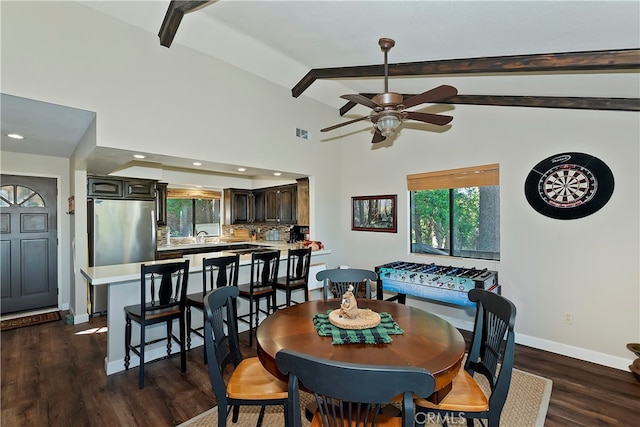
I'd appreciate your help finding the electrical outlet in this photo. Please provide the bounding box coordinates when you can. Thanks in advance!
[563,311,574,324]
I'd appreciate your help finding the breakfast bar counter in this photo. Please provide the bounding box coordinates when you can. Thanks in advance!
[81,246,330,375]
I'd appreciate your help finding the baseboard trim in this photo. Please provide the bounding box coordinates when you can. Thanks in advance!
[436,314,633,372]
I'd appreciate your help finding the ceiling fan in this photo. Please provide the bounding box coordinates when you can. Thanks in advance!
[321,38,458,144]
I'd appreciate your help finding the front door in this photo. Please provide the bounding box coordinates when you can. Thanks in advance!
[0,175,58,314]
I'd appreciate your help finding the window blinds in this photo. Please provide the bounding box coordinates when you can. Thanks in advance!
[166,188,221,199]
[406,163,499,191]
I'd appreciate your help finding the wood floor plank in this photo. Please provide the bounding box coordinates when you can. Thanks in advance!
[1,313,639,426]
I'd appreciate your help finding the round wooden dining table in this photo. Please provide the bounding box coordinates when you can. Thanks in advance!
[256,299,466,402]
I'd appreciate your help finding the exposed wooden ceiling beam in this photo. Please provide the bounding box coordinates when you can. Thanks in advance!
[293,49,640,98]
[339,95,640,115]
[158,0,213,48]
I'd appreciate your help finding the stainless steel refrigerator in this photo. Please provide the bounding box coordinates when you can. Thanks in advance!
[88,198,156,315]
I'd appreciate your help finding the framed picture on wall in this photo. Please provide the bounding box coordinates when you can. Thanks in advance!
[351,194,397,233]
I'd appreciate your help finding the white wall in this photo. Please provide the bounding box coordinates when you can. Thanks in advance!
[0,0,343,310]
[2,1,638,370]
[338,104,640,369]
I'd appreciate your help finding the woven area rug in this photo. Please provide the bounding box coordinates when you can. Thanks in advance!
[179,368,552,427]
[0,311,61,331]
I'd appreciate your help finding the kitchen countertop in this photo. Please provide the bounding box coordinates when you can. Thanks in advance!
[156,239,288,251]
[82,245,331,286]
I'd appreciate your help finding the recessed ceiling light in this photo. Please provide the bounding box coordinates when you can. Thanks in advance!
[193,162,202,166]
[273,172,282,176]
[7,133,24,140]
[237,168,246,172]
[133,154,146,159]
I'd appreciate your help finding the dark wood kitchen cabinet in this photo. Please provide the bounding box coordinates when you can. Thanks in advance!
[267,185,298,224]
[88,176,156,200]
[155,182,168,226]
[87,176,124,198]
[123,179,156,200]
[224,189,254,224]
[253,189,266,222]
[264,188,279,222]
[224,184,297,225]
[278,185,297,223]
[264,185,297,223]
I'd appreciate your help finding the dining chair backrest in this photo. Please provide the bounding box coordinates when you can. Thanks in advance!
[466,288,517,419]
[275,247,313,308]
[316,268,377,299]
[140,260,190,319]
[276,349,435,427]
[248,250,280,292]
[203,285,243,407]
[283,247,312,284]
[202,254,240,294]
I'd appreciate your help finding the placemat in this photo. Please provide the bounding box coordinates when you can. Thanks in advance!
[313,309,404,344]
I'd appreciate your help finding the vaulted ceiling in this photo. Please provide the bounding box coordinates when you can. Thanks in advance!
[94,0,640,111]
[3,1,639,177]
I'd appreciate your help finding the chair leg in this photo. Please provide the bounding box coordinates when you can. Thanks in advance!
[248,298,254,347]
[487,413,500,427]
[179,315,186,373]
[254,299,260,335]
[186,305,192,350]
[286,288,292,307]
[138,325,145,389]
[124,317,131,370]
[166,321,173,357]
[203,310,208,365]
[257,405,267,427]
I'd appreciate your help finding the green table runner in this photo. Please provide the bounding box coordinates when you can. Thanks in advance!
[312,309,404,344]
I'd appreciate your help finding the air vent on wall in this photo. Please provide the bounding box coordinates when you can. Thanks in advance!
[295,127,309,140]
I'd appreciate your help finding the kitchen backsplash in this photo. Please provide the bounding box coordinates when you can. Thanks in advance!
[157,224,295,247]
[222,224,294,241]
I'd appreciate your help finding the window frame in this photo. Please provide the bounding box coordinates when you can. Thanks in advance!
[407,164,500,261]
[166,188,221,238]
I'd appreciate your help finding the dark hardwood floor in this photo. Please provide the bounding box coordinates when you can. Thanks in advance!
[1,312,638,426]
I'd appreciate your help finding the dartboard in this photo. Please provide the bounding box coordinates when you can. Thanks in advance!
[525,152,614,220]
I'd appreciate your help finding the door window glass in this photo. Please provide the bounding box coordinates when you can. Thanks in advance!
[1,185,45,207]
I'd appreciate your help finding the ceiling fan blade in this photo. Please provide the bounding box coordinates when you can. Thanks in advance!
[340,94,381,110]
[405,111,454,126]
[321,115,371,132]
[402,85,458,108]
[371,129,386,144]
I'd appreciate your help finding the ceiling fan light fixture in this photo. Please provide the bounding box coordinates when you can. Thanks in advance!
[376,114,401,137]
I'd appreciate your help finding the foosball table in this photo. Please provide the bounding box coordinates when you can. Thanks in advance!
[375,261,500,306]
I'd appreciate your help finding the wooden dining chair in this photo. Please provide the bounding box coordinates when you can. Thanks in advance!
[274,247,312,308]
[124,259,190,389]
[237,250,280,347]
[316,268,378,300]
[186,254,239,362]
[276,349,436,427]
[414,289,517,427]
[204,285,289,427]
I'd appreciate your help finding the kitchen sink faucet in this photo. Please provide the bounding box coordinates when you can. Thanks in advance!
[196,230,208,243]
